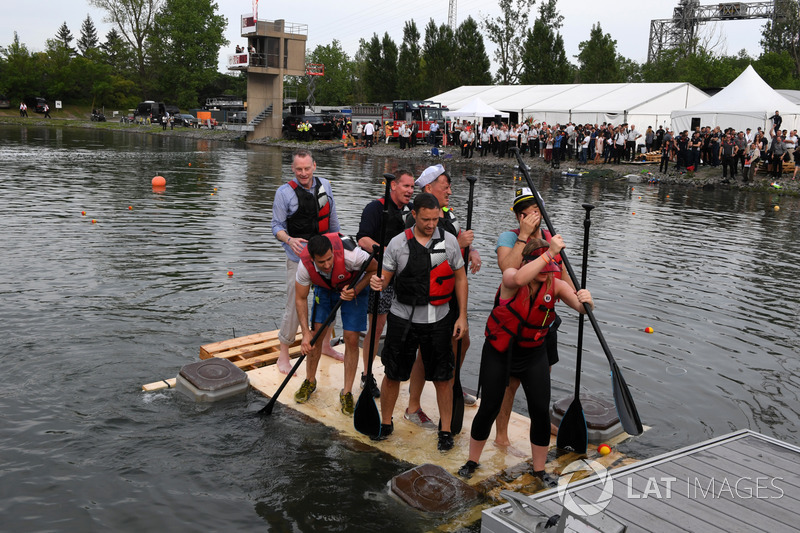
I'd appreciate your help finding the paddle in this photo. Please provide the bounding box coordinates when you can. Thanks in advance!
[509,147,643,436]
[450,175,477,435]
[354,173,395,438]
[557,203,594,453]
[259,245,378,416]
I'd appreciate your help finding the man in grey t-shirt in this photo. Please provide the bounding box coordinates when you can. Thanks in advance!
[368,192,467,451]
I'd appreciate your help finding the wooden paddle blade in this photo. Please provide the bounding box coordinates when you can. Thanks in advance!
[353,388,381,437]
[611,361,643,436]
[556,398,588,454]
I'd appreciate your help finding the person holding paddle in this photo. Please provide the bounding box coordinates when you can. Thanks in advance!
[368,192,468,451]
[457,236,593,483]
[492,188,575,448]
[356,170,416,398]
[404,165,481,430]
[293,233,376,415]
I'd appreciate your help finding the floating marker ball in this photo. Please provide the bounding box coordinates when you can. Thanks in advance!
[81,211,86,216]
[91,219,97,224]
[128,206,133,210]
[598,444,611,456]
[645,327,654,334]
[227,271,234,277]
[188,163,192,166]
[632,212,636,215]
[152,176,166,187]
[774,205,780,211]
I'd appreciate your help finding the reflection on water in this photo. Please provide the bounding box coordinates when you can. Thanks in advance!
[1,125,799,531]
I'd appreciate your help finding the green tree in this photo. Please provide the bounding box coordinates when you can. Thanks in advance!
[520,0,573,84]
[760,0,800,78]
[397,20,423,99]
[44,38,76,99]
[577,23,620,83]
[0,33,39,100]
[361,32,397,102]
[454,16,492,85]
[89,0,164,84]
[421,20,457,96]
[148,0,228,109]
[101,28,135,75]
[481,0,535,84]
[306,40,354,105]
[77,15,100,55]
[55,22,77,57]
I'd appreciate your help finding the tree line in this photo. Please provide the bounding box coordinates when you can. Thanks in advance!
[1,0,798,111]
[290,0,800,106]
[0,0,243,111]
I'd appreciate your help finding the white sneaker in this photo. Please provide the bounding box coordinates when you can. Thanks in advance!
[403,408,437,429]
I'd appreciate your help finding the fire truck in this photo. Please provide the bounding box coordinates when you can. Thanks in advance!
[390,100,450,140]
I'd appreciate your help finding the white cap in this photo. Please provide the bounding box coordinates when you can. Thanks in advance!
[415,164,446,188]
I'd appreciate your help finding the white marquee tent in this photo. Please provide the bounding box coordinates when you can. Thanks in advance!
[430,82,708,128]
[443,97,509,119]
[671,65,800,133]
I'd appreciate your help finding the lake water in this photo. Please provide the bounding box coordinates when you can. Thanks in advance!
[2,125,799,532]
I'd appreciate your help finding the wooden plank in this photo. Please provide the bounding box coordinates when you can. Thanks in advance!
[200,330,283,358]
[227,344,304,370]
[142,377,177,392]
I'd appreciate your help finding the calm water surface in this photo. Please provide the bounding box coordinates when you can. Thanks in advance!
[1,125,799,531]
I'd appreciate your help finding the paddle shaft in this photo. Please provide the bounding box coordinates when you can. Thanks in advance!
[260,245,377,415]
[451,176,477,433]
[574,204,594,393]
[364,174,395,379]
[510,147,642,435]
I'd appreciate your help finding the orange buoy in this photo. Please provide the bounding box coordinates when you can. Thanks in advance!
[91,219,97,224]
[152,176,166,187]
[128,206,133,210]
[81,211,86,216]
[645,327,654,334]
[227,271,234,277]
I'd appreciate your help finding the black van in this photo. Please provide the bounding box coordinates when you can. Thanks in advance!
[135,101,167,123]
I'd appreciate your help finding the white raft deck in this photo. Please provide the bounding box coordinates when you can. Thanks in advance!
[144,329,635,493]
[483,429,800,533]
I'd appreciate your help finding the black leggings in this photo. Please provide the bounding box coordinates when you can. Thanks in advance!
[471,340,551,446]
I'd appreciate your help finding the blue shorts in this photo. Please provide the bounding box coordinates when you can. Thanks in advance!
[311,285,369,332]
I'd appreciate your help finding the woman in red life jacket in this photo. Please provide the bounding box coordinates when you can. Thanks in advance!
[457,235,593,486]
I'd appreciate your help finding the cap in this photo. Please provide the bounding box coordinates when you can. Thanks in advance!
[513,187,543,209]
[523,243,561,273]
[416,164,446,188]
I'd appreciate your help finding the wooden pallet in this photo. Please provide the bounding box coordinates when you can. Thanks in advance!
[199,328,303,370]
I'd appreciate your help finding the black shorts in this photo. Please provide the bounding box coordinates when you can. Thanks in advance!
[367,282,394,315]
[382,312,454,382]
[546,314,562,366]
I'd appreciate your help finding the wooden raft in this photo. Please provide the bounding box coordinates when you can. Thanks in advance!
[143,330,636,493]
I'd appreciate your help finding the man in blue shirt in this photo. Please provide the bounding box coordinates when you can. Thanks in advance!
[271,150,340,374]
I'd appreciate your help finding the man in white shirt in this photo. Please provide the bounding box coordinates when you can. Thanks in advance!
[626,125,642,161]
[364,121,375,147]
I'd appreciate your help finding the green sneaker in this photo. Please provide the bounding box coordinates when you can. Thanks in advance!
[340,390,354,416]
[294,379,316,404]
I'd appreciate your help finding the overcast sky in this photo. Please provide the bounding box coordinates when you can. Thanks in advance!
[4,0,767,75]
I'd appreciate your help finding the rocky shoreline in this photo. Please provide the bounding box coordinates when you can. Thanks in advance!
[3,115,796,194]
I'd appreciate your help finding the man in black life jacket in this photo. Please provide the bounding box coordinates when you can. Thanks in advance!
[356,170,415,398]
[403,164,483,428]
[492,188,576,447]
[293,233,376,415]
[369,192,468,451]
[272,150,340,375]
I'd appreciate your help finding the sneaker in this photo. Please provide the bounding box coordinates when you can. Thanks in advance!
[360,373,380,398]
[294,379,316,404]
[371,421,394,441]
[339,390,354,416]
[437,430,454,452]
[463,392,477,406]
[458,460,479,479]
[404,408,437,429]
[533,470,559,489]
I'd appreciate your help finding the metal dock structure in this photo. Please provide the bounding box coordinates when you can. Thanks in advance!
[482,429,800,532]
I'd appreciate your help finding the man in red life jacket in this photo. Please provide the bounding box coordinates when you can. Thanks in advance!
[272,150,340,375]
[492,187,575,447]
[369,192,468,451]
[403,164,482,429]
[356,170,415,398]
[293,233,376,414]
